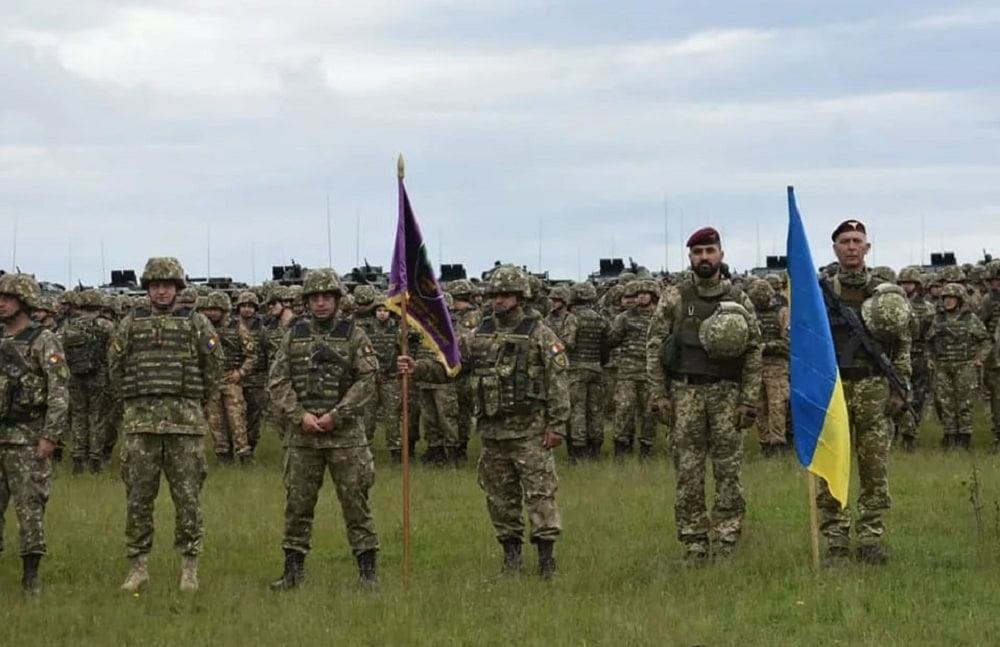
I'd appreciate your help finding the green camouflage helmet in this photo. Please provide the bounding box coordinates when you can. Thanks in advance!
[208,290,232,311]
[526,275,543,301]
[34,295,56,313]
[939,265,965,283]
[617,271,637,284]
[548,286,571,304]
[177,287,198,305]
[236,291,259,307]
[340,293,355,315]
[698,302,751,359]
[372,293,387,308]
[352,284,378,307]
[861,283,910,339]
[0,273,40,310]
[764,273,784,291]
[443,292,454,308]
[79,289,103,309]
[487,265,529,297]
[446,279,474,300]
[622,281,641,298]
[636,279,659,296]
[969,265,986,283]
[745,279,775,309]
[141,256,186,289]
[986,260,1000,280]
[571,281,597,303]
[940,282,966,300]
[872,266,897,284]
[301,268,344,298]
[897,266,922,283]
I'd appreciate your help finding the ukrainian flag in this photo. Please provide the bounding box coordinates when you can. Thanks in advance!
[786,186,851,507]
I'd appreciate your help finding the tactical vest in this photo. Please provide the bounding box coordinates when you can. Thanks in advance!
[262,316,287,362]
[0,324,47,423]
[672,283,743,380]
[826,278,875,371]
[217,318,246,372]
[288,318,355,413]
[358,317,399,374]
[120,308,205,401]
[571,306,605,365]
[243,316,269,374]
[61,316,106,376]
[932,311,977,363]
[907,296,932,351]
[470,316,543,417]
[619,307,653,363]
[757,306,786,358]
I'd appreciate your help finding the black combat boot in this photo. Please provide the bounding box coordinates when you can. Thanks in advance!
[217,453,235,466]
[500,539,523,573]
[356,549,378,591]
[421,446,447,467]
[823,544,851,567]
[72,458,85,475]
[452,443,469,465]
[586,440,603,460]
[389,449,403,465]
[613,438,633,461]
[957,434,972,451]
[856,543,889,565]
[992,434,1000,455]
[902,435,916,452]
[89,458,103,474]
[22,553,41,595]
[536,540,556,579]
[269,549,305,591]
[638,443,653,461]
[53,445,63,463]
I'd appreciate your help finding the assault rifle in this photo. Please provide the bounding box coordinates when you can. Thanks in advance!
[0,339,29,421]
[819,278,918,421]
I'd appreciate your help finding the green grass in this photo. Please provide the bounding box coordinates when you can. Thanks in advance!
[4,411,1000,646]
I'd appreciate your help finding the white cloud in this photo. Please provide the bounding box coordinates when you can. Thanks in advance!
[903,6,1000,30]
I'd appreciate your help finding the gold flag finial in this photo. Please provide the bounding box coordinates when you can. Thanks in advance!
[397,154,405,179]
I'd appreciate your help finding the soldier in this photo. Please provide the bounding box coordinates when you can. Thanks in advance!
[350,284,387,444]
[566,282,608,460]
[545,286,577,349]
[927,283,992,450]
[61,290,115,474]
[816,220,911,565]
[414,326,460,467]
[268,269,380,591]
[398,265,570,578]
[600,283,628,431]
[235,291,269,455]
[0,273,70,594]
[896,266,933,451]
[31,297,60,331]
[367,294,417,464]
[109,257,222,593]
[978,262,1000,452]
[262,286,296,439]
[448,279,482,462]
[608,280,659,459]
[746,280,790,457]
[646,227,762,564]
[202,290,257,465]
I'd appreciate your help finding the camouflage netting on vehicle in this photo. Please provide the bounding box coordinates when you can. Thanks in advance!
[699,302,751,359]
[861,283,911,339]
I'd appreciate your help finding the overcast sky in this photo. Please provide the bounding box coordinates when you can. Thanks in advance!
[3,1,998,286]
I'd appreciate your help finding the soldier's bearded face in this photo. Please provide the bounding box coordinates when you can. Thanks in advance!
[309,293,337,320]
[492,293,518,315]
[0,294,22,322]
[688,245,723,279]
[147,281,177,309]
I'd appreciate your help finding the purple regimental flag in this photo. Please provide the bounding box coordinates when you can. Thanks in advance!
[385,175,462,377]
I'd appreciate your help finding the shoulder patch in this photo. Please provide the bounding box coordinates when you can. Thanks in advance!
[548,342,565,357]
[48,352,65,366]
[362,343,376,356]
[206,335,218,352]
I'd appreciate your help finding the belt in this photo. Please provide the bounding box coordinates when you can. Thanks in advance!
[673,374,726,386]
[838,366,876,381]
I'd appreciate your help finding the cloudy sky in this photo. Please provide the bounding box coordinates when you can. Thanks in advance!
[3,1,998,286]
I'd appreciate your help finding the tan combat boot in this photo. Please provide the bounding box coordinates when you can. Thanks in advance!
[120,555,150,592]
[179,555,199,592]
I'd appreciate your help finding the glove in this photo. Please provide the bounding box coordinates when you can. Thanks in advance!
[652,397,673,425]
[734,404,758,430]
[885,394,906,417]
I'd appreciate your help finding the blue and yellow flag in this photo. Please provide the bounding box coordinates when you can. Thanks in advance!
[786,186,851,507]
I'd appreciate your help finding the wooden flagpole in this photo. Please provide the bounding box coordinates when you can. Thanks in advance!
[397,154,412,588]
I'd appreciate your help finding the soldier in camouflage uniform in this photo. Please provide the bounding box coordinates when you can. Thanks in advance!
[927,283,992,450]
[236,291,269,455]
[414,326,461,467]
[0,273,70,594]
[368,294,417,463]
[601,282,629,430]
[350,285,384,444]
[896,266,933,451]
[202,290,257,465]
[31,297,59,331]
[268,269,380,591]
[447,279,482,462]
[566,282,609,460]
[109,257,222,593]
[399,265,570,578]
[608,280,659,459]
[817,220,911,565]
[61,289,115,474]
[545,286,578,350]
[646,228,761,564]
[262,286,297,439]
[978,262,1000,451]
[746,280,790,457]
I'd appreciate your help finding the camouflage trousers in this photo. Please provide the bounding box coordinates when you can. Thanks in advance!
[376,375,419,450]
[120,434,207,557]
[612,376,656,448]
[758,359,789,447]
[602,367,618,424]
[105,398,122,459]
[672,381,745,549]
[478,435,561,543]
[0,445,52,556]
[282,445,379,556]
[418,384,460,450]
[933,362,978,435]
[242,381,268,450]
[69,375,108,461]
[816,376,891,548]
[984,365,1000,434]
[569,369,603,449]
[206,382,251,457]
[896,354,931,439]
[456,376,475,447]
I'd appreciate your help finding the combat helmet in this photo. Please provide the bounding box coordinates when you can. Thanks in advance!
[571,282,597,304]
[352,284,379,307]
[236,291,259,308]
[745,279,775,310]
[443,292,454,309]
[548,286,571,305]
[339,293,356,315]
[940,283,966,300]
[897,266,922,284]
[699,302,752,359]
[764,273,784,292]
[617,271,637,285]
[861,283,910,339]
[939,265,965,283]
[446,279,474,301]
[487,265,529,297]
[140,257,186,289]
[177,287,198,306]
[526,275,544,301]
[872,266,897,284]
[635,279,660,297]
[207,290,232,312]
[0,273,40,310]
[301,269,344,298]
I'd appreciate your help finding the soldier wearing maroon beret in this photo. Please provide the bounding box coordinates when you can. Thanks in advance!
[645,226,762,565]
[818,218,911,566]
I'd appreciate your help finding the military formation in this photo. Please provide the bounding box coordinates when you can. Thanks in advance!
[4,219,1000,594]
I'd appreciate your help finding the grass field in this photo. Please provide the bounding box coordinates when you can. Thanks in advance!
[4,413,1000,646]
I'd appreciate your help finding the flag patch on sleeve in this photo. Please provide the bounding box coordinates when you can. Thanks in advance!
[548,342,564,357]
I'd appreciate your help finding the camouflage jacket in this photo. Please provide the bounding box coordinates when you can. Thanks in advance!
[545,309,578,352]
[0,322,70,445]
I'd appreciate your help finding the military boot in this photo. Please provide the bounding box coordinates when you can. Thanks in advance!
[89,457,104,474]
[389,449,403,465]
[823,545,851,567]
[992,434,1000,455]
[356,549,378,591]
[613,438,633,461]
[856,543,889,565]
[421,445,447,467]
[586,440,603,460]
[179,555,199,592]
[638,443,653,461]
[21,553,41,595]
[500,539,523,573]
[902,435,916,452]
[536,540,557,579]
[120,554,150,592]
[956,434,972,451]
[452,443,469,466]
[72,458,85,475]
[269,549,305,591]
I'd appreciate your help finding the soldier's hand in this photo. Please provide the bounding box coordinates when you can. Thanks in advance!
[301,413,324,433]
[36,438,56,459]
[652,397,672,425]
[226,369,242,384]
[926,359,935,372]
[317,411,337,432]
[885,394,906,417]
[734,404,757,430]
[396,355,416,374]
[542,430,563,449]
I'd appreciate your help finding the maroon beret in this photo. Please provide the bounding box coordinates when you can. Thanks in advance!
[686,227,721,248]
[831,219,867,241]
